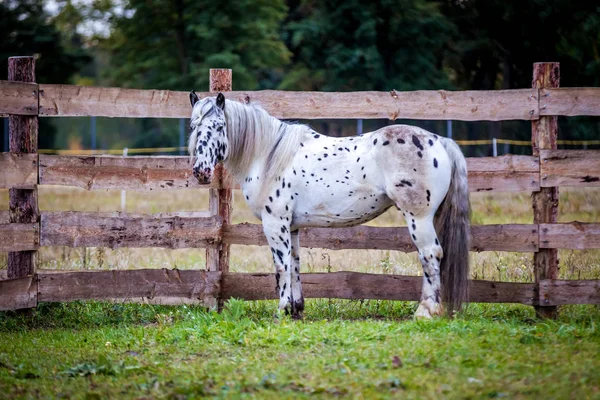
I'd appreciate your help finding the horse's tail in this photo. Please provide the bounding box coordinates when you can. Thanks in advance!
[435,138,471,315]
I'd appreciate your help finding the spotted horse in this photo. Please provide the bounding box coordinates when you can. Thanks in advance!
[188,91,471,319]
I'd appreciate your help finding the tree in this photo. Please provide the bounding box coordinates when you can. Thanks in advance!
[444,0,600,144]
[280,0,456,91]
[101,0,291,91]
[0,0,90,149]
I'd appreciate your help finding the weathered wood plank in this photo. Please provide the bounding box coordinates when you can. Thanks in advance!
[0,276,37,311]
[224,224,538,252]
[540,88,600,117]
[8,57,39,281]
[0,80,38,116]
[39,84,540,121]
[39,84,192,118]
[39,154,218,190]
[0,222,38,251]
[539,279,600,306]
[540,223,600,250]
[38,154,540,193]
[468,171,539,192]
[221,272,536,304]
[0,153,38,189]
[41,212,222,249]
[0,211,9,224]
[532,62,560,319]
[540,150,600,188]
[37,269,221,305]
[467,155,540,192]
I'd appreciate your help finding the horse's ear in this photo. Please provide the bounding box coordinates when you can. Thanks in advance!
[190,90,199,107]
[216,92,225,110]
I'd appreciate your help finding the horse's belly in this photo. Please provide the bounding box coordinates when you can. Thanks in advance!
[291,190,393,228]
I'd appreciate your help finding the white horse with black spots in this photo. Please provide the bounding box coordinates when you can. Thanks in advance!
[189,91,470,319]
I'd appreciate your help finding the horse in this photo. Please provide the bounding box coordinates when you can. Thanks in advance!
[188,91,470,319]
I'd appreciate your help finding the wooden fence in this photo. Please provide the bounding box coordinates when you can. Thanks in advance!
[1,58,600,316]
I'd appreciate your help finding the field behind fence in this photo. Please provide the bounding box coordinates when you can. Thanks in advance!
[1,58,599,317]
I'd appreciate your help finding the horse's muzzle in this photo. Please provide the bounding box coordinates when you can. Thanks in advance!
[193,166,212,184]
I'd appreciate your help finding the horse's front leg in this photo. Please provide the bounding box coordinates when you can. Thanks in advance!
[262,214,293,315]
[290,230,304,319]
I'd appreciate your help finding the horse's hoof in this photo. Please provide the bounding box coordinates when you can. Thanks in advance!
[414,304,432,319]
[414,301,443,319]
[292,311,304,321]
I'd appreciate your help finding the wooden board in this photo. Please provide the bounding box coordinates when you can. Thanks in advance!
[540,223,600,250]
[38,154,539,193]
[0,276,37,311]
[0,80,38,116]
[0,223,38,251]
[540,88,600,117]
[39,154,218,191]
[221,272,536,304]
[467,155,539,192]
[4,270,599,309]
[0,211,9,224]
[540,150,600,187]
[224,223,538,252]
[0,153,38,189]
[39,84,191,118]
[37,269,221,305]
[39,84,540,121]
[539,279,600,306]
[41,212,222,249]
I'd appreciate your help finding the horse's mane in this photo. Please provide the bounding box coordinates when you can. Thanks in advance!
[191,97,306,203]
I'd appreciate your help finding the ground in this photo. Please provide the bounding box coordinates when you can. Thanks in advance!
[1,301,599,399]
[0,187,599,398]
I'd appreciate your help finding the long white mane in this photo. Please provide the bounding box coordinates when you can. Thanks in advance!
[190,97,306,202]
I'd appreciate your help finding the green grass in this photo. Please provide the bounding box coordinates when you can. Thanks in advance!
[1,300,600,399]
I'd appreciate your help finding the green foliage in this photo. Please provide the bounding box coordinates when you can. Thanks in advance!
[281,0,455,91]
[0,0,90,83]
[0,0,91,149]
[101,0,291,90]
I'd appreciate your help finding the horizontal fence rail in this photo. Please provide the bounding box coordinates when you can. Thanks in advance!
[40,212,221,249]
[2,151,597,192]
[36,84,541,120]
[0,80,38,116]
[1,211,599,253]
[2,269,599,311]
[0,80,599,120]
[33,154,539,193]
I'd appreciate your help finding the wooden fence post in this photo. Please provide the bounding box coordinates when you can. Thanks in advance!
[532,62,560,318]
[206,69,233,309]
[8,56,39,280]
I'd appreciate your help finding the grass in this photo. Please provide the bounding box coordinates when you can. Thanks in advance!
[1,300,600,399]
[0,187,599,398]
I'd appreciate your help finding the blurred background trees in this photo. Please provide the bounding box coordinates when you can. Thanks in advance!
[1,0,599,154]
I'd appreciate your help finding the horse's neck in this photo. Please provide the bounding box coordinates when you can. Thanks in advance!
[224,109,280,182]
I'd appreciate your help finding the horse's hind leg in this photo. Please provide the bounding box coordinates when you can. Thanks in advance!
[290,230,304,319]
[404,214,444,318]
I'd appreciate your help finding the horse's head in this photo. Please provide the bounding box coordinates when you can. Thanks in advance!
[188,91,228,184]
